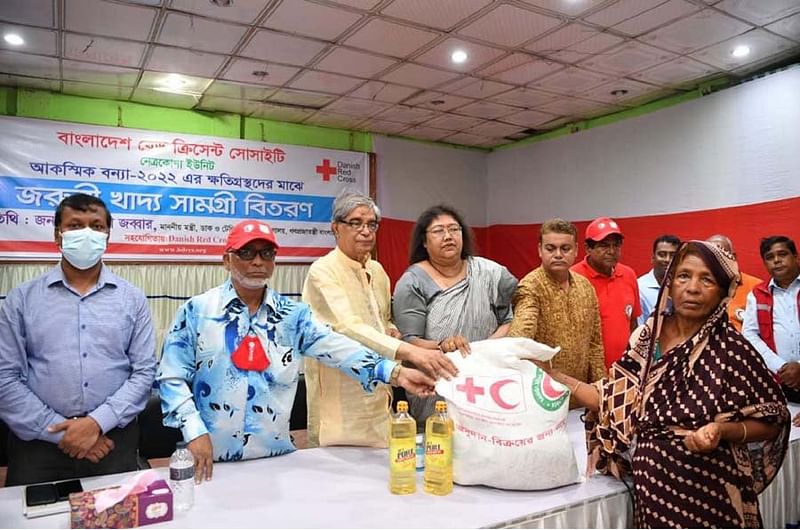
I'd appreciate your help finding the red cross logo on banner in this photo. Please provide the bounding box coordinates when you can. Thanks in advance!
[316,159,337,182]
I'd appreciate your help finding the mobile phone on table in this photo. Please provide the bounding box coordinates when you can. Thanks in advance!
[55,479,83,501]
[24,483,58,507]
[23,478,84,518]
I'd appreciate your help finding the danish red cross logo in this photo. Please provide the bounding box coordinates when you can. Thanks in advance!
[316,159,337,182]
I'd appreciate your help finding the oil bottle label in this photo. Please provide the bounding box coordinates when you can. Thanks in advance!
[389,439,416,473]
[425,435,451,469]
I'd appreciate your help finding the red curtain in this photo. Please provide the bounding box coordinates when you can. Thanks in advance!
[377,196,800,286]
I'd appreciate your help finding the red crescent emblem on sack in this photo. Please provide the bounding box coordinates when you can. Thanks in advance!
[541,374,567,400]
[489,379,518,410]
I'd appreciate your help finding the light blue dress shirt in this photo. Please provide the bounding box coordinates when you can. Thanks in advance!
[742,274,800,373]
[637,269,661,326]
[157,280,397,462]
[0,265,157,443]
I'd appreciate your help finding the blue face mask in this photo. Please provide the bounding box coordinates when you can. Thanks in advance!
[60,227,108,270]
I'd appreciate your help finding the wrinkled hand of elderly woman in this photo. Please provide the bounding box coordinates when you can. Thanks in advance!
[438,335,471,357]
[778,362,800,389]
[683,422,722,453]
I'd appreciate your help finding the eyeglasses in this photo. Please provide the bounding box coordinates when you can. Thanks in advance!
[338,219,379,233]
[230,247,277,261]
[427,225,462,238]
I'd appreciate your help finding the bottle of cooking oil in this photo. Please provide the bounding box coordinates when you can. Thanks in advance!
[389,400,417,494]
[424,400,453,495]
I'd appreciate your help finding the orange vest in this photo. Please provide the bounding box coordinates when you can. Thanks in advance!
[728,272,761,332]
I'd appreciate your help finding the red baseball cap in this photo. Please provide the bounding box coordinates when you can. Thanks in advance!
[225,220,280,251]
[585,217,623,242]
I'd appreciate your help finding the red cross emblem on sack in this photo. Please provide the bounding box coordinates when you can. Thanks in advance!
[454,376,523,411]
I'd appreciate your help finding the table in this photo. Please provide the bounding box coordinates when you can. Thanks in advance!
[2,406,797,528]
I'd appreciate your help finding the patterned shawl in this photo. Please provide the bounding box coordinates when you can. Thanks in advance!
[585,241,790,524]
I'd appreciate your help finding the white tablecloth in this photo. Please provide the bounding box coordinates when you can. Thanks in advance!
[1,406,797,529]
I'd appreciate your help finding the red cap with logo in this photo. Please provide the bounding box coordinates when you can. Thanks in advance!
[585,217,623,242]
[225,220,280,251]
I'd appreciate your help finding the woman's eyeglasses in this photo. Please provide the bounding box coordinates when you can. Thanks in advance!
[231,247,277,261]
[427,225,462,238]
[339,219,380,233]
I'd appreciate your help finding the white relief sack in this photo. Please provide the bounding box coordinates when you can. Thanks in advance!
[434,337,580,490]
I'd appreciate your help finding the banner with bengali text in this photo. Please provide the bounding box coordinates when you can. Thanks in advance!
[0,116,368,262]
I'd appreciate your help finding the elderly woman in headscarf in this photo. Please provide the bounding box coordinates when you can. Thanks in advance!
[541,240,789,528]
[392,204,517,425]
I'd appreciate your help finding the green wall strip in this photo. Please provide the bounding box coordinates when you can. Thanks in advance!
[0,89,372,151]
[0,86,14,116]
[16,89,121,126]
[12,89,239,138]
[244,117,372,152]
[119,106,241,139]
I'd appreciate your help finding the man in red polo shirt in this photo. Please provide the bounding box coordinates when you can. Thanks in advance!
[572,217,641,368]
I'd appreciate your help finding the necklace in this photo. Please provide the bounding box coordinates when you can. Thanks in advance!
[429,259,465,279]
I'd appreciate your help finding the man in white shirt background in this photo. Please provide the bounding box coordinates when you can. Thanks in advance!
[637,235,680,326]
[742,236,800,422]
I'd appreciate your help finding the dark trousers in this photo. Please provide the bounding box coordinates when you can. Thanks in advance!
[783,385,800,404]
[5,421,139,487]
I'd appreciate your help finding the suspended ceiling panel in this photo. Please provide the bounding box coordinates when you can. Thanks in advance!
[0,0,797,148]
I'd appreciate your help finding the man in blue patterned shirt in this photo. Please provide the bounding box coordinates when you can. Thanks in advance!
[157,220,436,483]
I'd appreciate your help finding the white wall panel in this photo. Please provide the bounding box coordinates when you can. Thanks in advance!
[487,66,800,224]
[373,136,488,226]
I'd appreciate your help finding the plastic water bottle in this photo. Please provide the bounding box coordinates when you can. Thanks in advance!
[389,400,417,494]
[424,401,453,495]
[169,441,195,512]
[415,433,425,472]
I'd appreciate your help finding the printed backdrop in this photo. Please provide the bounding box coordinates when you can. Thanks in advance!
[0,116,368,262]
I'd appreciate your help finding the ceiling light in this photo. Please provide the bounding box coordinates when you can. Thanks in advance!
[731,45,750,58]
[451,50,468,64]
[152,74,203,96]
[251,70,269,78]
[161,74,188,90]
[152,87,203,97]
[4,33,24,46]
[610,89,629,97]
[210,0,233,6]
[430,99,446,106]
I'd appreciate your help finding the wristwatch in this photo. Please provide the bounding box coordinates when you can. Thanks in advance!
[389,364,402,386]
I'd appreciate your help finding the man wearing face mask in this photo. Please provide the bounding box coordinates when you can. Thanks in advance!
[0,193,156,486]
[157,220,437,483]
